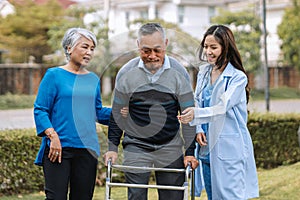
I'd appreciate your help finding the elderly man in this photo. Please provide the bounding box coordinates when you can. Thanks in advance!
[104,22,198,200]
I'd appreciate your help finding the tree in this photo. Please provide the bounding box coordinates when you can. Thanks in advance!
[211,9,262,73]
[277,0,300,71]
[0,0,65,63]
[46,6,110,72]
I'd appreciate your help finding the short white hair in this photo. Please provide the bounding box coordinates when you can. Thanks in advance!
[61,27,97,61]
[137,23,166,42]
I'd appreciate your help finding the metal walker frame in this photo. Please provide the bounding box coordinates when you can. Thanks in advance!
[105,160,195,200]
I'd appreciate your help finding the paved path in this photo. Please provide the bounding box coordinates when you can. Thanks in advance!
[248,99,300,114]
[0,108,34,130]
[0,100,299,130]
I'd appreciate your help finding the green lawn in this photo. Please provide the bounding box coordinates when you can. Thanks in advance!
[250,87,300,100]
[2,162,300,200]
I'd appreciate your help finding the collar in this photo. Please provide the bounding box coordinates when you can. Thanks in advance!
[222,62,235,78]
[138,55,171,73]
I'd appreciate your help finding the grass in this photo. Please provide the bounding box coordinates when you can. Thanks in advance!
[1,162,299,200]
[0,93,35,110]
[0,93,111,110]
[250,87,300,100]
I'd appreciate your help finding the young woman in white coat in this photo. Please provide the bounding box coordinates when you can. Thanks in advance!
[179,25,259,200]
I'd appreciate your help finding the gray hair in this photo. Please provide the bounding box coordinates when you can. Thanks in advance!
[61,27,97,61]
[137,23,166,41]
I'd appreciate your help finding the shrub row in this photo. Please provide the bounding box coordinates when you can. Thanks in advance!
[0,113,300,196]
[248,112,300,168]
[0,129,44,196]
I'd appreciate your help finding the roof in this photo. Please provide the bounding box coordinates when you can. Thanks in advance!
[34,0,77,8]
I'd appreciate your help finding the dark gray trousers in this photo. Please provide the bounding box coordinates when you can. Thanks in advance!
[123,142,185,200]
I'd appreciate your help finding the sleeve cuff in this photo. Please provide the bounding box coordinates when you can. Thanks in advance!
[108,141,119,152]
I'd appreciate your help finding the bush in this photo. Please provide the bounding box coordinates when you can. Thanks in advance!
[0,129,44,196]
[0,93,35,110]
[248,112,300,168]
[0,93,111,110]
[0,125,117,197]
[1,114,300,196]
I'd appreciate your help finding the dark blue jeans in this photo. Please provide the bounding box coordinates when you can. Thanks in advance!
[43,147,98,200]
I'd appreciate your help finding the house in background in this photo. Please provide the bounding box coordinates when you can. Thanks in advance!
[75,0,297,92]
[1,0,294,69]
[35,0,76,8]
[0,0,297,95]
[76,0,292,67]
[0,0,14,17]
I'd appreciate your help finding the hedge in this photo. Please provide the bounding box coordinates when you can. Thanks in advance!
[248,112,300,168]
[0,113,300,196]
[0,129,44,196]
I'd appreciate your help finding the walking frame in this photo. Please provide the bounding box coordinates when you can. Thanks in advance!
[105,159,195,200]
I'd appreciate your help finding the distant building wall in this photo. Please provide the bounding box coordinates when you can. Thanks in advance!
[0,64,49,95]
[268,66,300,89]
[0,64,299,95]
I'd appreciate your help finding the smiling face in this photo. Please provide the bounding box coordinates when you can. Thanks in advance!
[137,31,168,74]
[203,35,222,65]
[68,36,95,67]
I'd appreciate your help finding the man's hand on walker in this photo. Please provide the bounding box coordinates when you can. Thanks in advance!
[103,151,118,166]
[184,156,199,170]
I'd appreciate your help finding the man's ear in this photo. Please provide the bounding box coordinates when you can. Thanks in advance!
[165,38,169,46]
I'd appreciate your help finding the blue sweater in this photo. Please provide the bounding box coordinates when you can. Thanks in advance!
[34,67,111,166]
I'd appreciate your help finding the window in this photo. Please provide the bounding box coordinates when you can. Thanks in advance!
[178,5,184,23]
[140,10,148,19]
[125,11,130,24]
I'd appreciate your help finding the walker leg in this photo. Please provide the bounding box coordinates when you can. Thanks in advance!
[191,169,195,200]
[105,160,112,200]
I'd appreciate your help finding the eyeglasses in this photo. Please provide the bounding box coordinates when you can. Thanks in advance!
[139,47,165,54]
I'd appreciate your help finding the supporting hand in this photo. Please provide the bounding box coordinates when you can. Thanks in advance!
[103,151,118,166]
[184,156,199,170]
[177,107,195,124]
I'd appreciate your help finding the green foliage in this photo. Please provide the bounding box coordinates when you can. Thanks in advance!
[0,0,108,65]
[2,162,300,199]
[0,0,65,63]
[254,162,300,200]
[0,93,35,110]
[277,0,300,71]
[248,112,300,168]
[0,129,44,196]
[46,6,110,74]
[0,125,112,197]
[47,6,91,52]
[250,87,300,100]
[0,93,111,111]
[1,114,300,196]
[211,9,262,73]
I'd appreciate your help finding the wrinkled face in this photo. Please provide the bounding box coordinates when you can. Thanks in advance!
[203,35,222,65]
[137,31,168,73]
[68,37,95,67]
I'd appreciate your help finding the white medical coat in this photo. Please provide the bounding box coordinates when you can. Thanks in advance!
[190,63,259,200]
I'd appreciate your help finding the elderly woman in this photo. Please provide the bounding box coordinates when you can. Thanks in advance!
[34,27,111,200]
